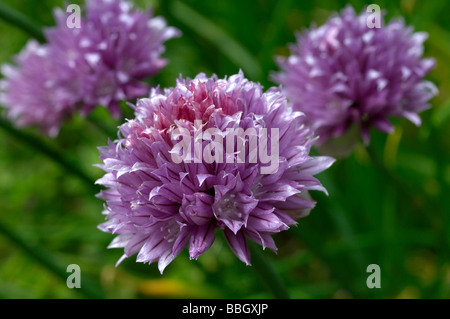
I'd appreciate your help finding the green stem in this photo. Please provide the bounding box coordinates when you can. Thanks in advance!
[0,2,45,42]
[0,117,99,193]
[0,219,105,299]
[249,243,290,299]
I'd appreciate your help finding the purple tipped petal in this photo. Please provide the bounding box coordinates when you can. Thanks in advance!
[189,223,215,259]
[172,224,191,256]
[299,157,336,176]
[124,232,148,258]
[224,229,251,265]
[158,251,176,274]
[245,230,278,252]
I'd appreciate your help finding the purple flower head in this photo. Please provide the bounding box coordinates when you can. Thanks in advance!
[273,6,438,145]
[1,0,180,137]
[96,71,334,273]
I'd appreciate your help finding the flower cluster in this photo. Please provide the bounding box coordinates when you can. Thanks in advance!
[273,6,437,145]
[1,0,179,137]
[96,71,334,272]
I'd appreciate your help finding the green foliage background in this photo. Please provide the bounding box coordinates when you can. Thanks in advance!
[0,0,449,299]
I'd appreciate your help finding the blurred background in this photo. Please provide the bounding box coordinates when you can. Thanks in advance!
[0,0,449,299]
